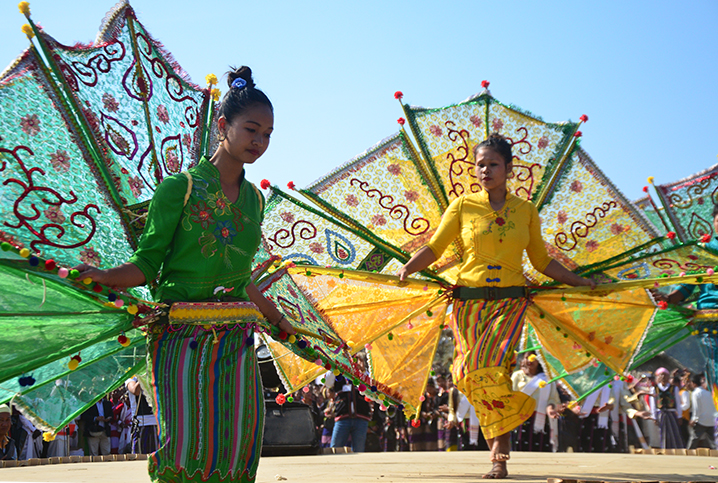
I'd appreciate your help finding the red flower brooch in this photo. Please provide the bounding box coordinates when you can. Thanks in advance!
[495,217,505,226]
[701,233,712,243]
[666,231,676,240]
[574,131,582,138]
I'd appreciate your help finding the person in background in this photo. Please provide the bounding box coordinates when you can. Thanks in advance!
[408,379,440,451]
[0,405,17,460]
[679,371,693,447]
[651,367,686,449]
[510,352,560,452]
[125,377,158,455]
[327,354,372,452]
[81,396,113,456]
[320,386,336,449]
[688,373,716,449]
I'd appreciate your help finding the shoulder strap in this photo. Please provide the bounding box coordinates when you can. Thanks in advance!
[181,171,193,207]
[250,182,264,212]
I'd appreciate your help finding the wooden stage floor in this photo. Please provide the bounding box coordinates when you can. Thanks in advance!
[1,451,717,482]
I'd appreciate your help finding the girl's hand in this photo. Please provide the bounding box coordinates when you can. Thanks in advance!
[277,316,296,335]
[73,263,110,285]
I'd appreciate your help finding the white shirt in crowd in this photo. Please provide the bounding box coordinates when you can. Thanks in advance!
[691,386,717,427]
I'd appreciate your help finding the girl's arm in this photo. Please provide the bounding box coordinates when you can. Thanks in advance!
[398,246,437,281]
[541,260,596,289]
[246,282,296,335]
[74,262,146,288]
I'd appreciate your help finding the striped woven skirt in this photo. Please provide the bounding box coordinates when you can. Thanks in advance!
[146,322,264,483]
[450,297,535,440]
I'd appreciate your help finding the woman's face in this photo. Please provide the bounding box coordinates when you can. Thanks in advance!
[219,104,274,165]
[521,356,539,376]
[474,147,512,192]
[656,372,669,385]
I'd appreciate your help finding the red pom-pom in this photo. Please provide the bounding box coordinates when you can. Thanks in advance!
[275,393,286,405]
[411,419,421,428]
[397,117,405,126]
[626,375,634,383]
[117,335,128,345]
[701,233,712,243]
[642,186,649,193]
[72,355,82,363]
[394,91,403,100]
[324,362,332,370]
[573,131,582,138]
[364,396,373,402]
[44,259,56,271]
[260,179,271,190]
[580,114,589,123]
[287,181,296,190]
[666,231,676,240]
[278,330,288,340]
[92,283,103,293]
[657,300,668,310]
[481,80,490,88]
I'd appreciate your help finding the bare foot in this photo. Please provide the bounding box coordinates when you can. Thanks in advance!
[482,461,508,479]
[490,433,511,462]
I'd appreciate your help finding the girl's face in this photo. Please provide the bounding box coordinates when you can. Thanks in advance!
[219,104,274,165]
[474,147,512,192]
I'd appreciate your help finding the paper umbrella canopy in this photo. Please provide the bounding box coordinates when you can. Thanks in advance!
[1,2,713,433]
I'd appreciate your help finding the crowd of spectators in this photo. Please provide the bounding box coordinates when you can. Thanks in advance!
[2,360,716,461]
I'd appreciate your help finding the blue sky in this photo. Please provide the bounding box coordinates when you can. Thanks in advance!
[2,0,717,201]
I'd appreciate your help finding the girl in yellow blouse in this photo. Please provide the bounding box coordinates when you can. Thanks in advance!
[398,133,594,479]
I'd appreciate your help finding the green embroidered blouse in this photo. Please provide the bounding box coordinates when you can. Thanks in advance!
[129,157,264,302]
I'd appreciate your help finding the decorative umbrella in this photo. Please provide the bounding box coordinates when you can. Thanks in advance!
[257,83,712,416]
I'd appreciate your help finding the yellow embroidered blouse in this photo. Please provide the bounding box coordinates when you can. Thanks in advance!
[426,190,552,287]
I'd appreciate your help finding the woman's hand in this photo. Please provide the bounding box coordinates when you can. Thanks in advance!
[546,405,559,419]
[277,315,297,335]
[73,263,111,285]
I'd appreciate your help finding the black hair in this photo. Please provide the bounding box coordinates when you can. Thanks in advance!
[473,132,513,165]
[218,66,273,125]
[712,204,718,220]
[692,373,705,386]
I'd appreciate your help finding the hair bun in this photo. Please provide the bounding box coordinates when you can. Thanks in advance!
[227,65,255,89]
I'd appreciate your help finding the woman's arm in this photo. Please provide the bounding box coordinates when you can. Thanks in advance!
[74,262,146,288]
[541,260,595,289]
[398,246,438,281]
[246,282,296,335]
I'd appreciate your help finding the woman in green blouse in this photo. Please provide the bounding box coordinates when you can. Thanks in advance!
[77,66,294,483]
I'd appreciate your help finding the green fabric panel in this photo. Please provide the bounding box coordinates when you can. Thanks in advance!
[13,354,146,432]
[0,262,133,382]
[0,329,145,405]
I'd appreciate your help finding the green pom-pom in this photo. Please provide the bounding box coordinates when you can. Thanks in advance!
[563,333,569,338]
[586,352,591,357]
[660,273,668,278]
[561,296,566,301]
[439,323,445,329]
[539,313,545,319]
[287,396,294,403]
[387,333,394,341]
[430,370,435,376]
[321,377,326,384]
[0,242,10,251]
[338,272,344,278]
[555,326,561,331]
[69,269,80,279]
[305,270,312,276]
[426,310,433,317]
[604,370,609,376]
[696,276,704,283]
[608,384,613,389]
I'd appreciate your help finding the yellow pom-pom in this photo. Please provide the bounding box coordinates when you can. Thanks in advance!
[538,380,547,388]
[82,277,92,285]
[567,400,577,409]
[18,2,30,16]
[127,304,138,315]
[205,73,218,86]
[68,358,79,371]
[42,431,55,442]
[288,335,296,344]
[332,369,341,376]
[21,23,34,38]
[528,354,537,362]
[211,88,221,101]
[19,248,30,258]
[647,176,655,185]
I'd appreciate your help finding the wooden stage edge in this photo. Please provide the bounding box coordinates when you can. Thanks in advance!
[1,451,717,483]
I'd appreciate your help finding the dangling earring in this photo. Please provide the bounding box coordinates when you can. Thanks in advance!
[218,131,226,142]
